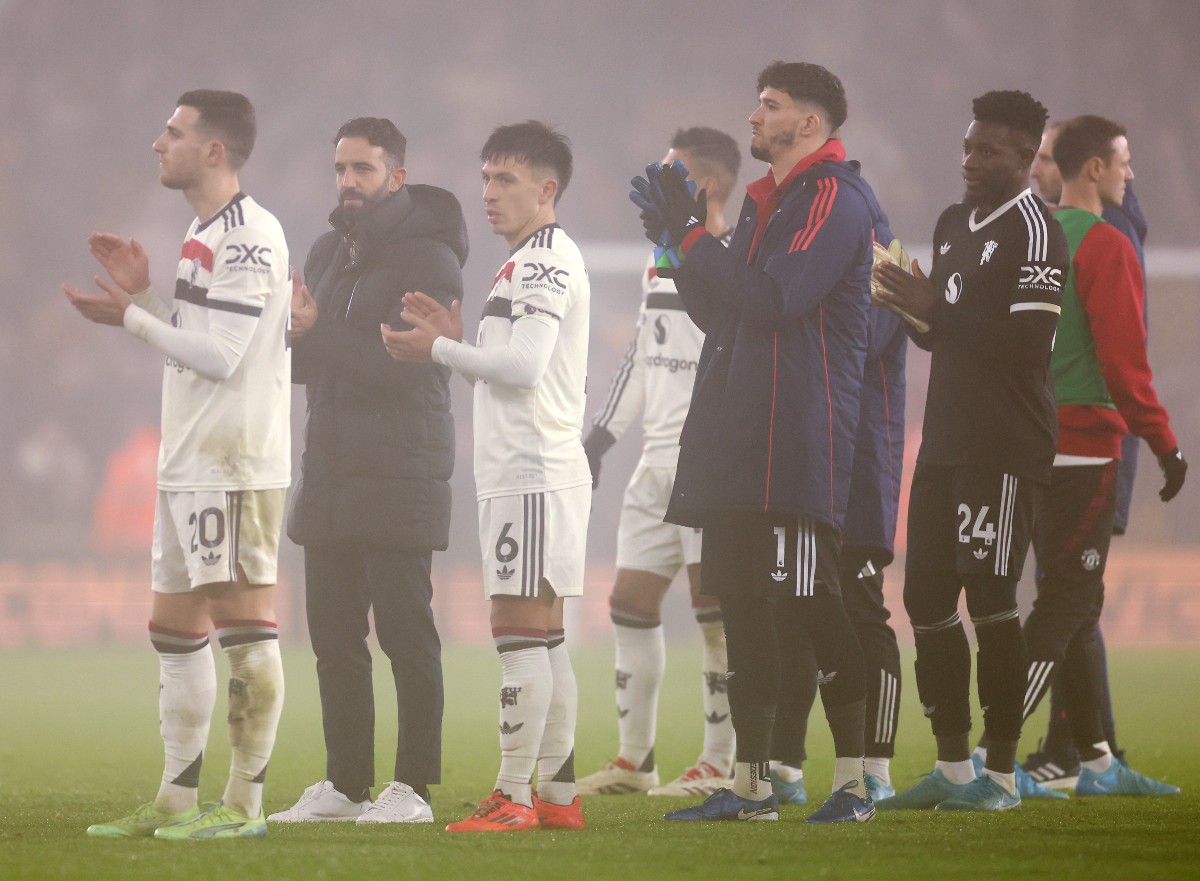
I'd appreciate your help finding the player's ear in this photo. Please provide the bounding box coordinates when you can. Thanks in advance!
[206,138,226,168]
[540,176,559,205]
[389,165,408,193]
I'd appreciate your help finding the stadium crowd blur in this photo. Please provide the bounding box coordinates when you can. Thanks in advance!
[2,1,1197,591]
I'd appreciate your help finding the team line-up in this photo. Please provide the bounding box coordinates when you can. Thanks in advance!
[64,58,1187,838]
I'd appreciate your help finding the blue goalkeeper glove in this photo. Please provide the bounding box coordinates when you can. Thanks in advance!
[630,169,668,246]
[647,161,706,249]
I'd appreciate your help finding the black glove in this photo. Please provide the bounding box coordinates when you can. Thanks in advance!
[1158,448,1187,501]
[582,426,617,490]
[647,162,707,248]
[630,171,667,245]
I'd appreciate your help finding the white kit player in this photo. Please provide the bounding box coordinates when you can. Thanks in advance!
[577,127,741,798]
[382,121,590,832]
[66,90,290,841]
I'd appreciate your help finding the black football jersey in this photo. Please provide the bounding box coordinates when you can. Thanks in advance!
[918,188,1069,483]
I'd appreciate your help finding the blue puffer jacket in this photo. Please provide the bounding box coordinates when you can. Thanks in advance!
[666,142,885,531]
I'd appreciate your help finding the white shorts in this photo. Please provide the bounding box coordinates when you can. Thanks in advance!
[616,462,702,579]
[151,488,285,593]
[478,485,590,598]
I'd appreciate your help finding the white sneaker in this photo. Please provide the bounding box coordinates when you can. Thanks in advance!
[356,782,433,824]
[576,758,659,795]
[649,761,733,797]
[267,780,370,822]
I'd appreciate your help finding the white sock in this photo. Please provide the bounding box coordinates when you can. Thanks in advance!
[611,611,664,772]
[1081,742,1114,773]
[494,642,552,808]
[936,759,977,786]
[769,761,803,783]
[537,634,578,805]
[695,607,734,771]
[864,757,891,787]
[153,640,216,814]
[218,627,284,818]
[983,767,1017,795]
[732,761,772,801]
[833,756,868,799]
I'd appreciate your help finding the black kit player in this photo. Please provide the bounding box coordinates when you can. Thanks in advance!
[872,90,1069,812]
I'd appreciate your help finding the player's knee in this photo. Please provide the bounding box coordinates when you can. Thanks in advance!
[903,578,959,629]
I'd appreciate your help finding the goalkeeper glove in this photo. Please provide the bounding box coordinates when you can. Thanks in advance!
[630,170,667,246]
[647,161,707,249]
[1158,448,1187,501]
[870,238,929,333]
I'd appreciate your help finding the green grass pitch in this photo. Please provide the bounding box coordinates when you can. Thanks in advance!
[2,644,1198,880]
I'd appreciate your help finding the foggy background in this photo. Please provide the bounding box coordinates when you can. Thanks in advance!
[2,0,1198,645]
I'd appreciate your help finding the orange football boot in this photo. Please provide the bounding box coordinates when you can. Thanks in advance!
[533,795,586,830]
[445,791,540,832]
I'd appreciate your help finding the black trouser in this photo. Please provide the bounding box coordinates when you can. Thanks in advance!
[904,464,1036,753]
[1019,462,1118,751]
[304,544,443,795]
[772,546,902,765]
[703,516,866,763]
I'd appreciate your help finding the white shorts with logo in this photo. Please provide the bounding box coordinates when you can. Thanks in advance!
[151,488,285,593]
[616,462,702,579]
[478,485,590,598]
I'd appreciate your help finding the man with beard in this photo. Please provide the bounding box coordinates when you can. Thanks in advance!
[873,90,1068,812]
[631,61,885,825]
[270,117,467,825]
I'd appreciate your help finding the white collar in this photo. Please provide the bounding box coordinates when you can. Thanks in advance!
[969,187,1032,232]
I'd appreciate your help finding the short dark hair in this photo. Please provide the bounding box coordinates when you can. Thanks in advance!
[481,120,573,202]
[756,61,847,130]
[670,127,741,204]
[971,90,1049,149]
[1052,115,1127,180]
[334,117,407,170]
[177,90,256,170]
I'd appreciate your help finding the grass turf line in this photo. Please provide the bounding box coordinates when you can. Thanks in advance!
[1,645,1197,881]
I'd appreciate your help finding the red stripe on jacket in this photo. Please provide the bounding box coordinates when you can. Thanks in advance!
[819,304,835,522]
[792,178,839,253]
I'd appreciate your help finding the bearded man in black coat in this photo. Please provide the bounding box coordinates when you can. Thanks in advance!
[272,117,468,825]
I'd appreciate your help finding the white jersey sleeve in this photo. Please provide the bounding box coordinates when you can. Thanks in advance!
[431,316,557,389]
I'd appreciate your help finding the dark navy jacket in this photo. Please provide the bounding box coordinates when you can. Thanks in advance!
[845,280,907,563]
[1105,185,1148,534]
[665,142,881,531]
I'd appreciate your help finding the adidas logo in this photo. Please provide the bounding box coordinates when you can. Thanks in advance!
[499,721,525,735]
[770,569,788,582]
[973,548,988,560]
[922,703,936,717]
[497,565,515,581]
[617,708,629,718]
[201,550,223,566]
[939,242,951,255]
[706,711,729,724]
[816,670,838,686]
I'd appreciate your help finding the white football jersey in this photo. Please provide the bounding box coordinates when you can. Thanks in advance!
[473,224,591,499]
[157,193,291,491]
[591,234,729,467]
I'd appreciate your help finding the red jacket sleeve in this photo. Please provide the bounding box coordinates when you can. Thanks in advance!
[1074,224,1176,455]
